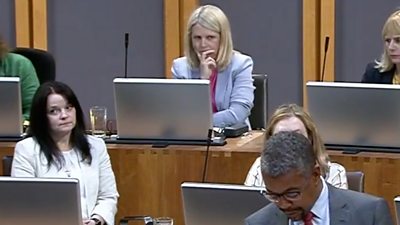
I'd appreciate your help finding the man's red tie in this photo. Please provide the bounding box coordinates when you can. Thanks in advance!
[303,212,313,225]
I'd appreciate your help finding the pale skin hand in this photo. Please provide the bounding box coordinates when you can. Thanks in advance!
[197,49,217,79]
[83,219,96,225]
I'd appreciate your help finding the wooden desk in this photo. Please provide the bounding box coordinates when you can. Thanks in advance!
[1,135,400,224]
[0,132,264,225]
[329,150,400,219]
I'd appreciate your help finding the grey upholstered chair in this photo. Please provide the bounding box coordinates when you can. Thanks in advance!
[2,155,13,176]
[13,48,56,84]
[249,74,268,130]
[346,171,365,192]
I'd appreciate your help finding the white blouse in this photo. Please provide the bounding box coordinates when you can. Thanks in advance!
[12,136,119,225]
[63,150,89,219]
[244,157,348,189]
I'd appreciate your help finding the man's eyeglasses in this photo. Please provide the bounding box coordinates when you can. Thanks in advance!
[262,189,302,203]
[261,179,309,203]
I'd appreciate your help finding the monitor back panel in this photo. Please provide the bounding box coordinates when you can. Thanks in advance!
[0,77,23,137]
[394,197,400,225]
[114,78,212,141]
[307,82,400,149]
[181,182,269,225]
[0,177,82,225]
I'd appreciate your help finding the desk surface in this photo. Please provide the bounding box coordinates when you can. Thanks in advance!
[1,133,400,224]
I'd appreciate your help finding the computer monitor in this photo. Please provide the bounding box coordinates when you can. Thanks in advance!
[113,78,214,145]
[394,196,400,225]
[181,182,269,225]
[307,81,400,151]
[0,177,82,225]
[0,77,23,139]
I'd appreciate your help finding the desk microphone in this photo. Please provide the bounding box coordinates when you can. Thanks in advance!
[201,129,213,182]
[124,33,129,78]
[320,36,330,82]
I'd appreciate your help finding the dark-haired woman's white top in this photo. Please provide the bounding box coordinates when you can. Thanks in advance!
[11,135,119,225]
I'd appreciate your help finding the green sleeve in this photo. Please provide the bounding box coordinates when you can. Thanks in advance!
[1,53,40,121]
[19,57,40,120]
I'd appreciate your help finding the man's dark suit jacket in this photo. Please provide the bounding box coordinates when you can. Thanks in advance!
[361,62,395,84]
[245,184,394,225]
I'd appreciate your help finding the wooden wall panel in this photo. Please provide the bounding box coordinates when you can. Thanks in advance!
[2,137,400,223]
[31,0,47,50]
[303,0,335,108]
[15,0,47,49]
[320,0,335,82]
[302,0,320,108]
[15,0,31,47]
[164,0,181,78]
[164,0,198,78]
[179,0,198,54]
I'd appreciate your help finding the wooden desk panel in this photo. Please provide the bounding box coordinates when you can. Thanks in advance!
[2,136,400,224]
[329,150,400,218]
[108,132,263,225]
[0,132,263,225]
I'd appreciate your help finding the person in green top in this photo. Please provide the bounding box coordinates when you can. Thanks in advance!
[0,36,39,121]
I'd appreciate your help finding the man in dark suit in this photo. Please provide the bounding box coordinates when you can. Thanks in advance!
[245,131,393,225]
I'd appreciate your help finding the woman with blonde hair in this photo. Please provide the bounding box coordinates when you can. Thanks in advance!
[171,5,254,128]
[244,104,348,189]
[362,9,400,83]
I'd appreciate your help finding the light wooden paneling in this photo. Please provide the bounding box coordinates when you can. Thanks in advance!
[31,0,47,50]
[15,0,31,47]
[164,0,181,78]
[163,0,198,78]
[302,0,320,108]
[0,132,264,225]
[320,0,335,82]
[2,136,400,223]
[179,0,198,54]
[330,151,400,221]
[15,0,47,49]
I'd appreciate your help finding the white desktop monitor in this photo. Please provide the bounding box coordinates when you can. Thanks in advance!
[113,78,213,142]
[307,81,400,151]
[394,196,400,225]
[0,77,23,138]
[181,182,269,225]
[0,177,82,225]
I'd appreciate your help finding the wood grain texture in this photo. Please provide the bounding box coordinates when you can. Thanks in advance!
[302,0,320,108]
[2,134,399,224]
[31,0,47,50]
[320,0,335,82]
[163,0,181,78]
[15,0,31,47]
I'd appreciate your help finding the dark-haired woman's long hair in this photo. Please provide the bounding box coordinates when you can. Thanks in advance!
[28,81,92,169]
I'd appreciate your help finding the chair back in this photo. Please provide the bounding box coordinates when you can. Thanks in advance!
[346,171,365,192]
[13,48,56,84]
[249,74,268,130]
[2,155,13,176]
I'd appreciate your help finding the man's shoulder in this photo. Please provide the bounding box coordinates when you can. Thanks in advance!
[245,204,283,225]
[329,185,386,207]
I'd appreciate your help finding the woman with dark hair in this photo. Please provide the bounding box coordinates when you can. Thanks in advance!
[11,81,118,225]
[0,35,39,121]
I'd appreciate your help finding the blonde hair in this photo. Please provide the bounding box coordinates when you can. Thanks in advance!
[265,104,330,176]
[184,5,233,70]
[376,10,400,72]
